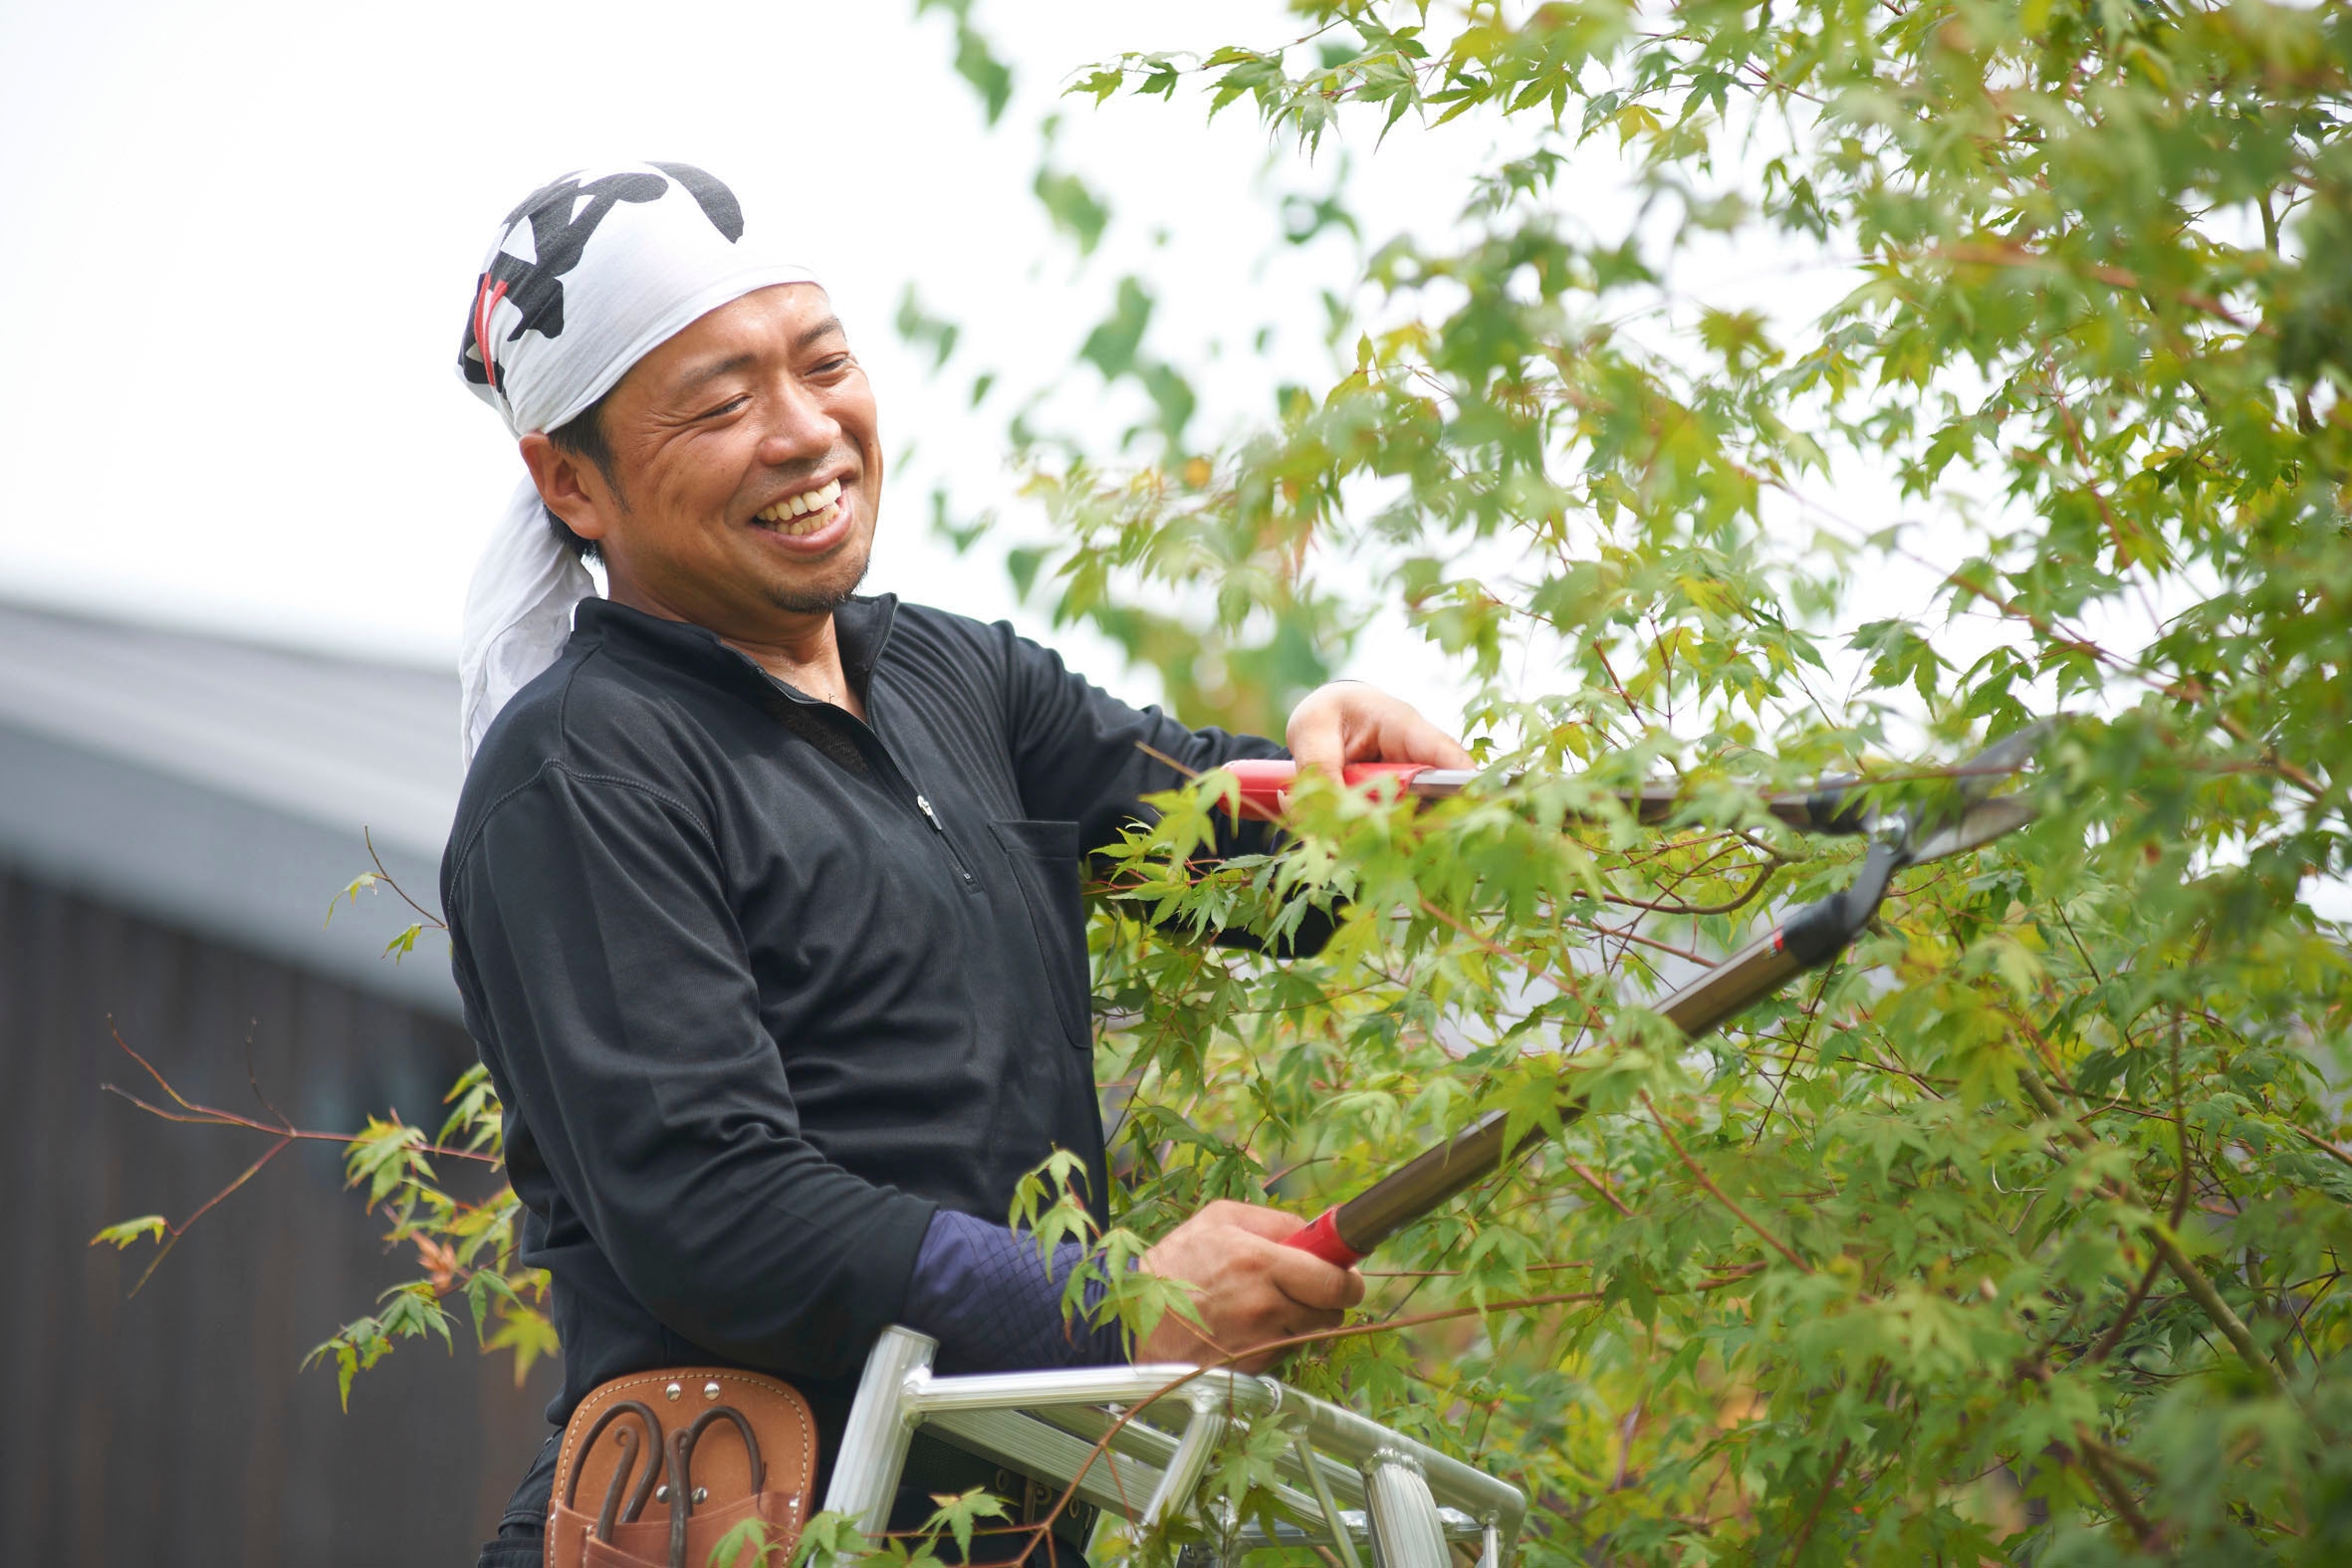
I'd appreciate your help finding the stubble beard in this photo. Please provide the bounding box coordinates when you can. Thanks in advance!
[762,538,872,615]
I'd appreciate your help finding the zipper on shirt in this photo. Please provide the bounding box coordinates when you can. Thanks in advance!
[859,725,977,893]
[915,794,981,889]
[753,664,979,893]
[903,786,977,890]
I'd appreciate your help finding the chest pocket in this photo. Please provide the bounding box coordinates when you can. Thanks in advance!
[988,818,1091,1051]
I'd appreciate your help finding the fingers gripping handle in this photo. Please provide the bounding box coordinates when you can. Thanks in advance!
[1225,760,1432,821]
[1284,1206,1368,1267]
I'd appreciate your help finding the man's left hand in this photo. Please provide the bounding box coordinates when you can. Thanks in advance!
[1285,682,1473,776]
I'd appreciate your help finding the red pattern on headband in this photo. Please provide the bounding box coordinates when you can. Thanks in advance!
[471,276,511,392]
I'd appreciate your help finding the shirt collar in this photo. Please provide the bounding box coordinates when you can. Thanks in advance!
[572,594,901,705]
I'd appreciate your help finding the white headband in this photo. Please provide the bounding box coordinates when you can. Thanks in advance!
[454,162,819,765]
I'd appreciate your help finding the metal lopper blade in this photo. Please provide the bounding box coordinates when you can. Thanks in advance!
[1902,792,2040,865]
[1894,718,2055,867]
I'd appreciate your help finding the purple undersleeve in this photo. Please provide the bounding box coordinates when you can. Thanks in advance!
[899,1209,1130,1374]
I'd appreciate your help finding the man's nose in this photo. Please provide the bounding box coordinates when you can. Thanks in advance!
[753,375,840,466]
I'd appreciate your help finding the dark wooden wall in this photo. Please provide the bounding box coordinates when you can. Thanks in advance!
[0,864,557,1567]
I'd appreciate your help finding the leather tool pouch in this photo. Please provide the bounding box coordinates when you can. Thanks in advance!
[547,1368,816,1568]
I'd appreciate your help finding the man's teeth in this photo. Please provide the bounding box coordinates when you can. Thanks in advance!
[756,478,844,535]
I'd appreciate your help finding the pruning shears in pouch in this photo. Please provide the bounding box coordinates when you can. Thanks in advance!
[1216,722,2056,1267]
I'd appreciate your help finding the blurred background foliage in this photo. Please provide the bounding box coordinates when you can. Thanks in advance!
[118,0,2352,1563]
[910,1,2352,1562]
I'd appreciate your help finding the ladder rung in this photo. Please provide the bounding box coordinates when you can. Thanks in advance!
[924,1407,1159,1517]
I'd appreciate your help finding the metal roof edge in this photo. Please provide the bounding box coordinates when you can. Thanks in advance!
[0,723,463,1020]
[0,589,454,677]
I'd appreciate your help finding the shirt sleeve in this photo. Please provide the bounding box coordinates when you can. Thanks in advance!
[995,625,1335,953]
[446,762,937,1381]
[996,624,1291,853]
[899,1210,1129,1373]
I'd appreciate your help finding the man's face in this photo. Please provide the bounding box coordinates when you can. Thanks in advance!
[555,283,883,634]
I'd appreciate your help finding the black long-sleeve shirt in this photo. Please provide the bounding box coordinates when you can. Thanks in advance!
[440,594,1288,1478]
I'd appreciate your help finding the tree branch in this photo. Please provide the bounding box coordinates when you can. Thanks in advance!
[93,1024,499,1295]
[1642,1092,1811,1271]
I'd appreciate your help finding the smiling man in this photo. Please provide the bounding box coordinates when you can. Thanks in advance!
[445,164,1471,1568]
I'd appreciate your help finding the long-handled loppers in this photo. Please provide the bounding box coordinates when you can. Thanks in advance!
[1218,723,2054,1266]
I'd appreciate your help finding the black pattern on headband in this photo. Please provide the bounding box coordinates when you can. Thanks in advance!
[459,165,746,393]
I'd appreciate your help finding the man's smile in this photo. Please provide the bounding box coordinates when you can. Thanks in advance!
[754,477,845,539]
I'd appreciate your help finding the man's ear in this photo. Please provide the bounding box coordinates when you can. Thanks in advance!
[518,431,612,545]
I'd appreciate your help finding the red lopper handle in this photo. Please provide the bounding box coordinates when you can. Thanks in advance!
[1224,760,1433,821]
[1282,1206,1368,1267]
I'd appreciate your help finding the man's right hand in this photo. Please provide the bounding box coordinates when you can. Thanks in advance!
[1133,1200,1366,1373]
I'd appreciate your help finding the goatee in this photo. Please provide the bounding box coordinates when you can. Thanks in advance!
[765,552,871,616]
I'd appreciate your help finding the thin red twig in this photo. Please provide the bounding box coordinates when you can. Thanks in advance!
[95,1023,499,1296]
[1642,1091,1811,1271]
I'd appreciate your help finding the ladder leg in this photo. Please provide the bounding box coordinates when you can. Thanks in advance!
[823,1326,939,1535]
[1362,1453,1450,1568]
[1294,1433,1365,1568]
[1139,1409,1227,1531]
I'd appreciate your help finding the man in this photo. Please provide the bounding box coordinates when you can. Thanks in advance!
[445,164,1472,1568]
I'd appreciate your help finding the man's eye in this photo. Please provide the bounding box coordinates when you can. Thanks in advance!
[813,355,853,375]
[700,394,750,419]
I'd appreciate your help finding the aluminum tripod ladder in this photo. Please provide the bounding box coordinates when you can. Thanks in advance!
[823,1326,1528,1568]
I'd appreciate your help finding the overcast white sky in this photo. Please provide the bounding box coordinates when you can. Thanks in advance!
[0,0,1572,724]
[0,0,2181,743]
[9,2,2335,929]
